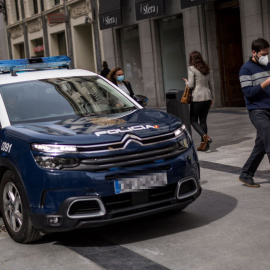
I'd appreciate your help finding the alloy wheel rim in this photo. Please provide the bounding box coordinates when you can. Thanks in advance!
[3,182,23,232]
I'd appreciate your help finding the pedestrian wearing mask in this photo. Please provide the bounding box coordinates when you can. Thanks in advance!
[183,51,214,152]
[238,38,270,188]
[107,67,135,98]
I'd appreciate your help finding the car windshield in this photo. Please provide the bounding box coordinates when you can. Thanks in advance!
[0,76,137,124]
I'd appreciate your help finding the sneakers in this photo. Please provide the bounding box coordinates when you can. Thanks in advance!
[238,177,260,188]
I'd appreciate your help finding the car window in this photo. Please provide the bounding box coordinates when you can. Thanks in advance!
[0,76,137,124]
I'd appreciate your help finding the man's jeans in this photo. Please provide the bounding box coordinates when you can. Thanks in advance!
[240,109,270,180]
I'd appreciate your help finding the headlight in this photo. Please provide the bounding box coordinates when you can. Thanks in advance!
[174,128,182,137]
[174,126,192,149]
[179,124,192,141]
[32,144,77,153]
[34,156,79,170]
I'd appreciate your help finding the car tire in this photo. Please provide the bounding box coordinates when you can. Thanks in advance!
[0,170,41,243]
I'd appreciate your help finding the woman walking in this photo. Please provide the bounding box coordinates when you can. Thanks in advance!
[183,51,213,152]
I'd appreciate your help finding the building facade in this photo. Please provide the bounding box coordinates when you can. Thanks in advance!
[3,0,270,108]
[0,10,9,60]
[100,0,270,108]
[5,0,102,72]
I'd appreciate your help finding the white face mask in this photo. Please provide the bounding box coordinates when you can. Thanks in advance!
[257,54,269,66]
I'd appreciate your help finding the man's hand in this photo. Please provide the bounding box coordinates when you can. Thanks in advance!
[261,77,270,89]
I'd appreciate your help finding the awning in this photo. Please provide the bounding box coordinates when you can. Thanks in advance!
[181,0,215,9]
[135,0,165,21]
[99,0,122,30]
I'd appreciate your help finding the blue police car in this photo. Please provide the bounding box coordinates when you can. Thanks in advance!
[0,56,201,243]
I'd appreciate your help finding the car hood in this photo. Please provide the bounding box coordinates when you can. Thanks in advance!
[6,109,182,144]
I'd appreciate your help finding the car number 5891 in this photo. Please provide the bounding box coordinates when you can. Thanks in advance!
[1,142,12,153]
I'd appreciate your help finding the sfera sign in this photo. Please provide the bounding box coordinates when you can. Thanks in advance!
[99,0,122,30]
[99,9,121,30]
[135,0,165,21]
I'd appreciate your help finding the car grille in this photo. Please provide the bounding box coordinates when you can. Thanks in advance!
[70,143,186,172]
[102,183,178,211]
[76,132,176,152]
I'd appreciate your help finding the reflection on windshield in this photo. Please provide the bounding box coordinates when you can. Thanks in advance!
[0,76,137,124]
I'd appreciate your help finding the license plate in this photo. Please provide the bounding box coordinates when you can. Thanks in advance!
[114,172,168,194]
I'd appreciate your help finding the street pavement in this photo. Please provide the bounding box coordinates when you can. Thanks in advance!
[0,107,269,270]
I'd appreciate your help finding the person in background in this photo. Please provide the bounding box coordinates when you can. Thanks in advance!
[183,51,214,152]
[100,61,110,78]
[238,38,270,188]
[107,66,135,98]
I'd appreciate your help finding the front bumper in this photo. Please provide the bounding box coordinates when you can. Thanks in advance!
[29,175,201,233]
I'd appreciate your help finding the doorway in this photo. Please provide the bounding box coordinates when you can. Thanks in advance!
[216,1,245,107]
[13,43,25,59]
[51,31,67,56]
[73,24,94,71]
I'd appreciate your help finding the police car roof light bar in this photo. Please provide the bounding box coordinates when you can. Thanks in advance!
[0,55,71,74]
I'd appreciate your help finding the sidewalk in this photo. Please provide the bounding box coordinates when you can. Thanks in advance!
[155,106,269,176]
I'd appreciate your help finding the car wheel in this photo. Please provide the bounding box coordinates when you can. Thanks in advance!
[0,170,41,243]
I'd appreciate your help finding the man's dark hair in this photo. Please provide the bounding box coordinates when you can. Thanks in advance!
[252,38,270,53]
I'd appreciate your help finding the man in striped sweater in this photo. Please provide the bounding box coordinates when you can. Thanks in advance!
[239,38,270,187]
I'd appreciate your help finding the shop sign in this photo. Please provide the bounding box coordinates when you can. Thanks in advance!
[33,45,44,53]
[99,9,122,30]
[180,0,215,9]
[48,13,65,24]
[135,0,165,21]
[99,0,122,30]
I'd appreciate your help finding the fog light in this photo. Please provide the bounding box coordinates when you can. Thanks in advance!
[48,217,59,224]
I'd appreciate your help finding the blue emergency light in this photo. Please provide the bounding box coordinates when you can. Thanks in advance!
[0,56,71,74]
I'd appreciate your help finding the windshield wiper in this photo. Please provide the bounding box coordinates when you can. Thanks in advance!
[86,112,100,116]
[121,106,137,112]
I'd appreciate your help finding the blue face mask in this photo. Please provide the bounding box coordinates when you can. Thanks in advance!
[117,75,125,82]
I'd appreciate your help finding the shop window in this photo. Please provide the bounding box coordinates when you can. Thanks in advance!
[159,15,187,93]
[33,0,38,14]
[120,25,143,93]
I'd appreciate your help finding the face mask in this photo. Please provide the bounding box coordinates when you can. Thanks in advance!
[256,54,269,66]
[117,75,125,82]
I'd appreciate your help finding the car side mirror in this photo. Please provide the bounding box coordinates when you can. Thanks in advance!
[133,95,148,107]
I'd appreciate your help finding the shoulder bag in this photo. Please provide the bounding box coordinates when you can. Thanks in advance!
[180,85,191,104]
